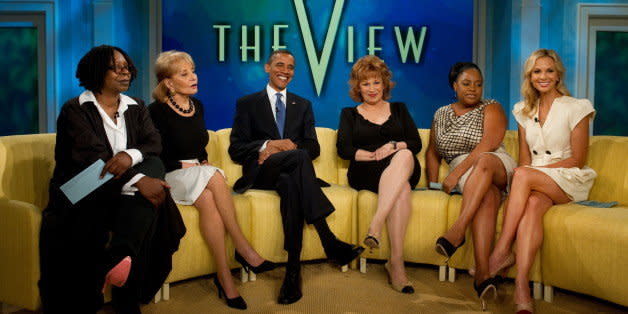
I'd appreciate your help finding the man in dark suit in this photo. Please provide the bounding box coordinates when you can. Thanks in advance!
[229,50,364,304]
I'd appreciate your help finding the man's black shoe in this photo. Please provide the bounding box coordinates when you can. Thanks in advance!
[278,266,302,304]
[326,240,365,266]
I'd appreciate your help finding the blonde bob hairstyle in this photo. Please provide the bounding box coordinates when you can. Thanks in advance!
[520,49,570,117]
[152,50,195,102]
[348,55,395,102]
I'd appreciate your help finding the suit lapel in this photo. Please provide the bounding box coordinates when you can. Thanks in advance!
[259,90,281,139]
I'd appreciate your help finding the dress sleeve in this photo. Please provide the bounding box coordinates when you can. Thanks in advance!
[569,98,596,130]
[336,107,358,160]
[512,101,527,127]
[397,102,422,155]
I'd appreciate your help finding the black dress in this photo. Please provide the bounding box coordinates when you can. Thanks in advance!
[337,102,422,193]
[148,97,209,172]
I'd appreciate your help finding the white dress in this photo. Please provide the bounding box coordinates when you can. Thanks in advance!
[165,159,226,205]
[512,96,597,201]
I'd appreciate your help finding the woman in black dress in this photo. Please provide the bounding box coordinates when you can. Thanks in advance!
[337,55,421,293]
[148,51,276,310]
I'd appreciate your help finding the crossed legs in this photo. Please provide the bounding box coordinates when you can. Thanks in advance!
[194,173,265,299]
[489,167,570,305]
[367,149,415,286]
[441,154,508,283]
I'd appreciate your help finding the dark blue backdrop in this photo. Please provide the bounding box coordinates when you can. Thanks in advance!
[163,0,473,130]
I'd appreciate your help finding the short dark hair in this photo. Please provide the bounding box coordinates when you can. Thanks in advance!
[448,62,482,89]
[266,49,294,65]
[76,45,137,93]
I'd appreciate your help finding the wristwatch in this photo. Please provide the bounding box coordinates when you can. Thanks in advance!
[389,140,397,150]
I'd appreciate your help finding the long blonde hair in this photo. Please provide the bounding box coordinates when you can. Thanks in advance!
[520,49,570,117]
[152,50,195,102]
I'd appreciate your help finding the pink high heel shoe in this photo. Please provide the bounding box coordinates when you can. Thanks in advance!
[102,256,132,293]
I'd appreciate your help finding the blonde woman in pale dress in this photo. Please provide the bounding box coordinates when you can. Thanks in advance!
[488,49,596,314]
[148,51,277,310]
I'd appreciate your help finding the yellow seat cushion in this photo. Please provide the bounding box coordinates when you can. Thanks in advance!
[542,203,628,307]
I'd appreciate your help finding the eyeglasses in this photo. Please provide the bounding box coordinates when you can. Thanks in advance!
[109,64,130,74]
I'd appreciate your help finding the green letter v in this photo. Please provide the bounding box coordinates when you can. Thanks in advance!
[293,0,346,96]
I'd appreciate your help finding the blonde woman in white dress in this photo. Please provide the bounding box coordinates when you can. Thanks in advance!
[488,49,596,314]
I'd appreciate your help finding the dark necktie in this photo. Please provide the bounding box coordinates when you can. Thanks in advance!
[275,93,286,138]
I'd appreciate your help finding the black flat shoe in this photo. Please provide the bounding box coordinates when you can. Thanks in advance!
[473,277,498,311]
[213,276,247,310]
[278,265,302,304]
[435,236,465,259]
[235,251,279,274]
[325,240,365,266]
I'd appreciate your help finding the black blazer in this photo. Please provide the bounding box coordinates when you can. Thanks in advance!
[229,89,320,193]
[48,96,161,200]
[44,95,185,303]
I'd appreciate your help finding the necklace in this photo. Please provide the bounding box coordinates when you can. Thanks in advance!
[168,95,194,114]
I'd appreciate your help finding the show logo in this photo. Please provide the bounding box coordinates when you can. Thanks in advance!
[212,0,427,95]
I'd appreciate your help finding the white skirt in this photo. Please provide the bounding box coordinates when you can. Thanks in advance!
[165,164,226,205]
[449,147,518,192]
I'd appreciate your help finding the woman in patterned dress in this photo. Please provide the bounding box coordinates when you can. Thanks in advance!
[489,49,596,314]
[427,62,517,310]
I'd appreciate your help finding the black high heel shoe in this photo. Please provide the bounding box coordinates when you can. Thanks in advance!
[235,252,278,274]
[473,277,498,311]
[435,236,465,259]
[213,276,247,310]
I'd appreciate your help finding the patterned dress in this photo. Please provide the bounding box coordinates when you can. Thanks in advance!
[432,100,517,191]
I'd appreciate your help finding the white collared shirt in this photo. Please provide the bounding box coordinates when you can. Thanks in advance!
[260,84,288,152]
[79,90,144,195]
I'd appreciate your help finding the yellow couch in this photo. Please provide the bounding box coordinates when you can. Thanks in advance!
[1,129,627,311]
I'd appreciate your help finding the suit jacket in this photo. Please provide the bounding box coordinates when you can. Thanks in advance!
[229,89,320,193]
[48,95,161,200]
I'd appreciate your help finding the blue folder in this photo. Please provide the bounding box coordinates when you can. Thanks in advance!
[60,159,113,204]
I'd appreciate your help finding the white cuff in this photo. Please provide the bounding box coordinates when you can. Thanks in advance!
[259,140,270,152]
[124,149,143,167]
[121,173,145,196]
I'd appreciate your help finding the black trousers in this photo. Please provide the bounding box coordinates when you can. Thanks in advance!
[252,149,334,253]
[39,157,164,313]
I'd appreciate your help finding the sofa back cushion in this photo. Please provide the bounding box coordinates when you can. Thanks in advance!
[213,129,242,187]
[0,134,56,209]
[313,127,339,185]
[205,130,221,168]
[587,136,628,205]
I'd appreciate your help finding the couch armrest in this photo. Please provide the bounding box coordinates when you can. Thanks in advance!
[0,198,42,311]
